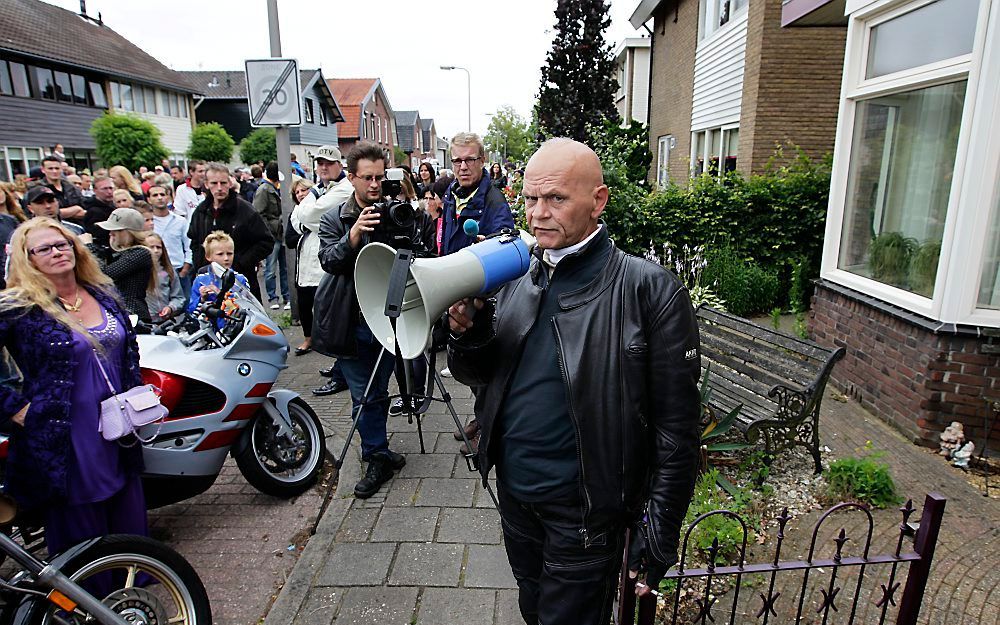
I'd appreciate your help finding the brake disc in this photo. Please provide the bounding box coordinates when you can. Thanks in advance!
[102,587,170,625]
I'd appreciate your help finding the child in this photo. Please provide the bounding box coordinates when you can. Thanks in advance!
[144,233,186,322]
[187,231,249,315]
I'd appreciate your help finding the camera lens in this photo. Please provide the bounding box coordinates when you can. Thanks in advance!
[387,202,416,229]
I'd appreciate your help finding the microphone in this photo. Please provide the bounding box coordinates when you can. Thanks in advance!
[463,219,480,237]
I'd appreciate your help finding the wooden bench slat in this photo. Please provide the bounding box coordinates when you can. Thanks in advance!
[697,306,836,362]
[701,321,826,381]
[708,389,774,425]
[701,333,812,391]
[703,363,778,407]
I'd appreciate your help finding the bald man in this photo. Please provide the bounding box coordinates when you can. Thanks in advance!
[447,139,701,625]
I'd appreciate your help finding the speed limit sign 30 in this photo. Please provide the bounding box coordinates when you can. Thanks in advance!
[245,58,303,127]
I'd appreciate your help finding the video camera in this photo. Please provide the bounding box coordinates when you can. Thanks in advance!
[372,168,417,244]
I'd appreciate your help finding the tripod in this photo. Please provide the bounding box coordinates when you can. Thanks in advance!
[332,248,495,504]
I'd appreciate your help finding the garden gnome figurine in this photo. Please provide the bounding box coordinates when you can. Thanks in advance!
[939,422,965,457]
[952,441,975,468]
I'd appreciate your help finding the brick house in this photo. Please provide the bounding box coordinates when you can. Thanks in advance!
[786,0,1000,449]
[614,37,651,126]
[629,0,846,187]
[0,0,199,178]
[395,110,423,169]
[327,78,397,164]
[179,69,343,169]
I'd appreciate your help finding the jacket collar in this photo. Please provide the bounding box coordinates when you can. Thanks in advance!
[529,223,621,310]
[339,193,363,221]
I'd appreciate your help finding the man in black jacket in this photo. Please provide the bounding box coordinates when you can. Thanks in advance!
[83,175,117,247]
[447,139,701,625]
[187,162,273,301]
[312,141,435,499]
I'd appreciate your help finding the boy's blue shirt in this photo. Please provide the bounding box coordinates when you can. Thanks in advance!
[186,270,250,314]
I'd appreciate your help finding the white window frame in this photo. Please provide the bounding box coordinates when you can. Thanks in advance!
[699,0,749,41]
[690,123,739,178]
[820,0,1000,326]
[657,134,675,188]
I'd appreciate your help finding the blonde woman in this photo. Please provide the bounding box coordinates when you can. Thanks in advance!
[113,188,134,209]
[0,217,147,555]
[92,208,154,322]
[109,165,144,199]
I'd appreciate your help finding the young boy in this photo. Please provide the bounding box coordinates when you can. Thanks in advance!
[187,231,250,314]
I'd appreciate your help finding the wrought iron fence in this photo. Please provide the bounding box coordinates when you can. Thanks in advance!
[617,492,946,625]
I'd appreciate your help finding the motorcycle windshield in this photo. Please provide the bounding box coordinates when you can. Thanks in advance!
[227,278,266,316]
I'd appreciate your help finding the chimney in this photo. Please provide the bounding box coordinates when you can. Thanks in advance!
[79,0,86,15]
[226,77,231,88]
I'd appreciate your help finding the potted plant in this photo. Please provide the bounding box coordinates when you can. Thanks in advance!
[869,231,917,287]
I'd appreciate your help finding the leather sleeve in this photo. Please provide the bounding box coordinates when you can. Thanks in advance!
[317,209,357,276]
[446,298,499,387]
[644,279,702,568]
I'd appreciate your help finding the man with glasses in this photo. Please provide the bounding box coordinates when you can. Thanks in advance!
[441,132,515,452]
[313,141,434,499]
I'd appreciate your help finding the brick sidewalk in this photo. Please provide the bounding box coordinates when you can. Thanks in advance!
[265,337,521,625]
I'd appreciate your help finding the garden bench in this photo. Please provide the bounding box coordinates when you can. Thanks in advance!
[695,305,845,473]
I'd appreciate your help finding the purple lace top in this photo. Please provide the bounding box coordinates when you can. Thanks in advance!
[65,307,128,505]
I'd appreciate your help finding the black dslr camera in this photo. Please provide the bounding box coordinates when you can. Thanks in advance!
[372,168,417,243]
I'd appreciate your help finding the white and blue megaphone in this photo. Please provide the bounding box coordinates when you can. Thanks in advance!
[355,230,532,359]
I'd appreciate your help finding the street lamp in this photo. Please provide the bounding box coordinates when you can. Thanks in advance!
[440,65,471,132]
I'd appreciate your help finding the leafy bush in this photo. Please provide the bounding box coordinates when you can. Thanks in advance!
[684,469,756,564]
[825,448,901,508]
[188,122,235,162]
[239,128,276,165]
[90,112,169,172]
[702,247,781,317]
[590,118,652,188]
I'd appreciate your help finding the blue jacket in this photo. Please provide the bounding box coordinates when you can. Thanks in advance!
[441,169,514,256]
[0,287,143,510]
[186,269,249,315]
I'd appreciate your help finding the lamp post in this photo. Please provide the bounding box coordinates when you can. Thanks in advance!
[440,65,471,132]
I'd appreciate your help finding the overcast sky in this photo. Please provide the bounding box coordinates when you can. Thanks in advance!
[43,0,647,139]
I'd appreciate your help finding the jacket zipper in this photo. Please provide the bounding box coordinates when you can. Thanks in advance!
[552,319,593,548]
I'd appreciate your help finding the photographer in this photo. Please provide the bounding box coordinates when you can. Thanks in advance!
[313,141,435,498]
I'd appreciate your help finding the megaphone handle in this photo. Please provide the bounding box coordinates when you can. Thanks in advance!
[383,249,414,318]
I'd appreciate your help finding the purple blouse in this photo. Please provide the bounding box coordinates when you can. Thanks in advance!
[65,307,128,505]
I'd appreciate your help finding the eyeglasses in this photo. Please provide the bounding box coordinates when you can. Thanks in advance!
[29,240,74,257]
[451,157,482,168]
[356,174,386,183]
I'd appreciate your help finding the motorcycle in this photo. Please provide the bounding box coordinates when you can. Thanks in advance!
[137,265,326,507]
[0,497,211,625]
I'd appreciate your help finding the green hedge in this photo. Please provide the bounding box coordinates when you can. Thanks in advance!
[703,247,781,317]
[602,146,831,312]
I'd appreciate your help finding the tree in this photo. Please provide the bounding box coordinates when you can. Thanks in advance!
[90,112,169,172]
[392,145,407,167]
[239,128,276,165]
[536,0,620,143]
[187,122,235,162]
[484,105,533,165]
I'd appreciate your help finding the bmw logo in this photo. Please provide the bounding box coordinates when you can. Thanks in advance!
[237,363,252,376]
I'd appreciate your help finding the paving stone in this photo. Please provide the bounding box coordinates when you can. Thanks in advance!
[436,508,502,544]
[415,588,496,625]
[495,589,522,625]
[383,478,420,507]
[294,588,343,625]
[473,478,499,509]
[465,545,518,589]
[388,543,464,587]
[370,507,439,542]
[415,478,476,507]
[396,453,456,478]
[335,506,379,542]
[388,431,432,454]
[334,586,418,625]
[315,542,396,587]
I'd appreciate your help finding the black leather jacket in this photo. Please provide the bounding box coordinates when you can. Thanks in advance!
[448,228,701,563]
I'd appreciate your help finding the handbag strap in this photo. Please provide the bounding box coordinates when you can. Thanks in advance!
[92,348,119,397]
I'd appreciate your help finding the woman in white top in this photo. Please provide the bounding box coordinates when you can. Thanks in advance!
[289,177,323,355]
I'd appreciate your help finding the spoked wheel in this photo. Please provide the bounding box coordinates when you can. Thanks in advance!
[36,534,210,625]
[235,398,325,498]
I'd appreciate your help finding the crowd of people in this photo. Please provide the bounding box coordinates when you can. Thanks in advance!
[0,133,702,625]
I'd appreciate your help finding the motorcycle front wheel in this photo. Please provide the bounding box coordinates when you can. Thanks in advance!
[235,397,325,498]
[34,534,211,625]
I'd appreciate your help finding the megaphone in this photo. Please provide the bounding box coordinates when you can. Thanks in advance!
[356,232,532,359]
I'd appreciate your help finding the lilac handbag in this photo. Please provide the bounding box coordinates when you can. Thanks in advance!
[94,351,167,443]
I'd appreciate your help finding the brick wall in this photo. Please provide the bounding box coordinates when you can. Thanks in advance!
[739,0,847,174]
[646,0,699,185]
[810,282,1000,450]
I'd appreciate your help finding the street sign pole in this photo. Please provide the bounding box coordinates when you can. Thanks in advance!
[266,0,297,318]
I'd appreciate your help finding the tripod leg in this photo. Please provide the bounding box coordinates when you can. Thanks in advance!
[334,349,387,469]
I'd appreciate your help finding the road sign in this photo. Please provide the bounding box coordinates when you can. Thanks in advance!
[245,58,302,127]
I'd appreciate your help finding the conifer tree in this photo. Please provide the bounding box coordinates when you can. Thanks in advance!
[536,0,620,143]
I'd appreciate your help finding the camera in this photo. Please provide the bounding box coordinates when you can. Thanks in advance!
[372,168,417,241]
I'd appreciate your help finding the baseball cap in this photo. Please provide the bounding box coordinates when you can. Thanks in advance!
[314,145,343,163]
[25,186,57,204]
[95,208,145,231]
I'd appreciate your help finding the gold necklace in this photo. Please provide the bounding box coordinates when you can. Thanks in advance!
[58,286,82,313]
